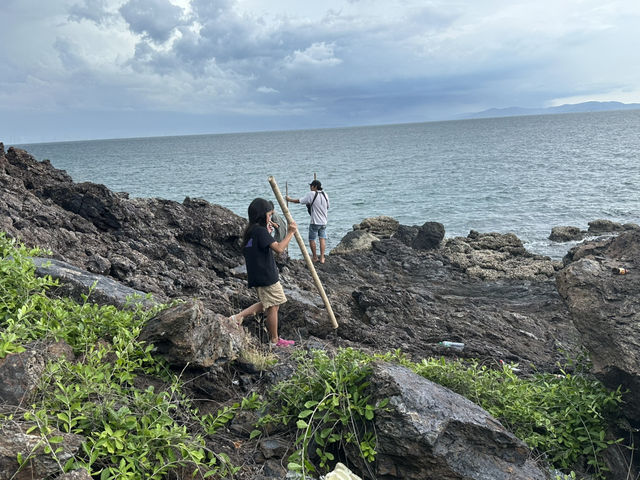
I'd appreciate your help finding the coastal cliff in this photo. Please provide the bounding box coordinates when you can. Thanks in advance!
[0,142,579,371]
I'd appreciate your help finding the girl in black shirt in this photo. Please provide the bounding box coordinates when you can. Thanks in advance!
[229,198,297,347]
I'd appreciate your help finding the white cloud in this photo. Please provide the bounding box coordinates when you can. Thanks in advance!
[284,42,342,69]
[257,86,279,94]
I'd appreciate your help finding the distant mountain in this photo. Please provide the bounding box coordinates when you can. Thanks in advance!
[462,101,640,119]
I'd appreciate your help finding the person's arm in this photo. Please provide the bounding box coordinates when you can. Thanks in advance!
[270,219,297,254]
[285,195,300,204]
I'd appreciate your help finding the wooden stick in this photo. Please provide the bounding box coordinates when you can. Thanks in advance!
[268,175,338,329]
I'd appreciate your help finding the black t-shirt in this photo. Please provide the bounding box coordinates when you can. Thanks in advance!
[244,225,279,288]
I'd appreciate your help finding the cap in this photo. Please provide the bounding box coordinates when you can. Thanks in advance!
[309,179,322,189]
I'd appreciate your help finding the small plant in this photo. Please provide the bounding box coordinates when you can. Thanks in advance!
[238,344,279,371]
[259,348,387,478]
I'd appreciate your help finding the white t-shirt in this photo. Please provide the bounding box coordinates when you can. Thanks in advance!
[299,190,329,225]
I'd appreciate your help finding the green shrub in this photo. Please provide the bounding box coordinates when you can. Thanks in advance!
[259,348,387,478]
[0,234,238,479]
[382,351,623,479]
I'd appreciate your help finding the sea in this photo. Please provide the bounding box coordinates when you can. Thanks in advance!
[16,109,640,260]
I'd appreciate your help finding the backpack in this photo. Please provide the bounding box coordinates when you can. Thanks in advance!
[270,211,286,242]
[307,191,328,215]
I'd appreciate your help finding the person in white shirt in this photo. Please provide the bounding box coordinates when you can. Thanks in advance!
[286,179,330,263]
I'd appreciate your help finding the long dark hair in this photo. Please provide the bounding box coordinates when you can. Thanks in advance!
[242,198,274,247]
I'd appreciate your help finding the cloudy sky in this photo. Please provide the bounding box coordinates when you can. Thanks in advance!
[2,0,640,144]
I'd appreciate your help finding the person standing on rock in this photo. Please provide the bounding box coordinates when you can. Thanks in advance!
[286,179,330,263]
[228,198,298,347]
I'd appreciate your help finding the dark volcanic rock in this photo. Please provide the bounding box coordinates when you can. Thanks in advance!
[358,362,550,480]
[411,221,445,250]
[139,299,248,370]
[1,144,246,314]
[557,230,640,422]
[587,219,635,234]
[0,143,582,373]
[549,226,585,242]
[32,256,159,308]
[298,236,579,373]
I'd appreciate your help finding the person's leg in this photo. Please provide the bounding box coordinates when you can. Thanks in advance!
[264,304,279,343]
[309,239,318,261]
[309,224,319,262]
[318,224,327,263]
[229,301,263,324]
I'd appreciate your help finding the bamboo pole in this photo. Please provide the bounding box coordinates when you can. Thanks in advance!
[268,176,338,329]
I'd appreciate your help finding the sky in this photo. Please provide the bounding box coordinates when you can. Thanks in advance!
[2,0,640,144]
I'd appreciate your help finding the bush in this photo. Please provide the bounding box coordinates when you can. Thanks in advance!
[382,351,623,479]
[259,348,387,478]
[0,234,238,479]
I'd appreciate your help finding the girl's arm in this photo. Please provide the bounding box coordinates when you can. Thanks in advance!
[270,219,297,254]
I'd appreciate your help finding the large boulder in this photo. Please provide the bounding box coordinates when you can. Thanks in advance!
[139,299,248,370]
[556,229,640,423]
[549,226,585,242]
[32,257,161,308]
[331,230,379,254]
[359,362,549,479]
[587,219,638,234]
[353,216,399,238]
[441,230,560,281]
[411,221,445,250]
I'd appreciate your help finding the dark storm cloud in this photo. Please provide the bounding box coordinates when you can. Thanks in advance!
[119,0,186,43]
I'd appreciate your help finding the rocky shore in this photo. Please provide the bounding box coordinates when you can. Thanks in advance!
[1,142,639,479]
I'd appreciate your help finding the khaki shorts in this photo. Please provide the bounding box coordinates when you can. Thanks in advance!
[256,281,287,309]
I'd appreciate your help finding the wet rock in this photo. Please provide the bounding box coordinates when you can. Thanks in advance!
[588,219,627,234]
[557,229,640,422]
[411,221,445,250]
[549,226,585,242]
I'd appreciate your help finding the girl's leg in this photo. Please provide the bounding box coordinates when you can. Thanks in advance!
[264,305,279,344]
[229,302,264,324]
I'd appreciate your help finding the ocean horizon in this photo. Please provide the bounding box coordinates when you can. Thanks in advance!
[16,109,640,260]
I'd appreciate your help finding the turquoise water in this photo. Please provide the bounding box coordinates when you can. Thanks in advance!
[17,110,640,259]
